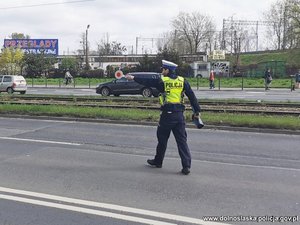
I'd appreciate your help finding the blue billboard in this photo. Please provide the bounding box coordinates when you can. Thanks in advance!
[4,39,59,55]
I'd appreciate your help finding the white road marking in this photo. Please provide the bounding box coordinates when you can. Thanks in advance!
[0,194,175,225]
[199,159,300,172]
[0,137,81,146]
[0,186,230,225]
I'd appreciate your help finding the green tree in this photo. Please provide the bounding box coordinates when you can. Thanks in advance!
[10,33,30,39]
[136,54,157,72]
[60,57,80,75]
[136,48,180,73]
[155,48,181,68]
[106,65,118,78]
[0,47,24,74]
[23,53,56,77]
[136,48,192,77]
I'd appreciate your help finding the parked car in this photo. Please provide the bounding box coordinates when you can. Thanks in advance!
[96,72,161,97]
[0,75,27,94]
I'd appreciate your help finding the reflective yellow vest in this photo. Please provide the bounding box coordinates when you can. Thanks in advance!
[159,76,184,105]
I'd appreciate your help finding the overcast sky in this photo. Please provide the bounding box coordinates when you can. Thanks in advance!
[0,0,278,55]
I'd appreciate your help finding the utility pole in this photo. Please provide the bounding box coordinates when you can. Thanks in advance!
[222,19,226,50]
[85,24,90,70]
[135,36,165,54]
[136,37,138,55]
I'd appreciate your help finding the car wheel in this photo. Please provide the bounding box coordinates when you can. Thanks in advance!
[20,91,26,95]
[101,87,110,96]
[7,87,14,94]
[114,94,120,97]
[142,87,152,97]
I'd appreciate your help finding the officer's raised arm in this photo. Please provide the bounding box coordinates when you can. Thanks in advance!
[125,73,162,90]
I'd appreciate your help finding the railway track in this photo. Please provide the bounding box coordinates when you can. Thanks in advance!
[0,95,299,116]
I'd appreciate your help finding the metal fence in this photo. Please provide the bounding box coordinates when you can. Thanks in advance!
[26,76,297,91]
[195,76,296,91]
[245,61,286,78]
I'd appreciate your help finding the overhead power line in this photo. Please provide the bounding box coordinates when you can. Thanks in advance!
[0,0,95,10]
[221,18,276,52]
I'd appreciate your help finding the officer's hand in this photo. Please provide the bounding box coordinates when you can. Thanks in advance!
[125,74,134,80]
[192,112,200,120]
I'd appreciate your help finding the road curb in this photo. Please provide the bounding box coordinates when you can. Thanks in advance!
[1,114,299,135]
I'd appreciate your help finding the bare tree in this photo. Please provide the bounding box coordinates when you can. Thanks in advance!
[156,31,190,54]
[286,0,300,47]
[263,0,300,50]
[289,0,300,26]
[172,12,216,54]
[78,32,86,56]
[156,32,173,51]
[264,1,285,50]
[97,33,126,55]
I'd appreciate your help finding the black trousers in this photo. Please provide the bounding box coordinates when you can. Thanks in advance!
[154,111,191,169]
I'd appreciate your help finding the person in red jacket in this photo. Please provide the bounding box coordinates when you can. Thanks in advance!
[209,70,215,89]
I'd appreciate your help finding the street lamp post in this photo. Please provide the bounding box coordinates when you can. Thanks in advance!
[85,24,90,70]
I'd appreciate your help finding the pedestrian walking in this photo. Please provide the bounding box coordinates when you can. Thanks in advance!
[264,68,272,90]
[295,69,300,89]
[125,60,201,175]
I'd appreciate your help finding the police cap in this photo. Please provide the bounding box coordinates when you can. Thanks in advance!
[162,60,178,70]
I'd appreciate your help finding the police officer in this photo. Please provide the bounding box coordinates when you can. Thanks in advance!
[125,60,201,175]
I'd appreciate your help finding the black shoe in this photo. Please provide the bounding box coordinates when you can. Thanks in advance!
[147,159,162,168]
[181,168,190,175]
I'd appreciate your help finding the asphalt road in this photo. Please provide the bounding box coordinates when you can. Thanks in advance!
[0,117,299,225]
[26,87,300,102]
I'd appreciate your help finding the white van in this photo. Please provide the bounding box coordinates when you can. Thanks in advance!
[0,75,27,94]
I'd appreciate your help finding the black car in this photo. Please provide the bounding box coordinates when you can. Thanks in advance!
[96,72,161,97]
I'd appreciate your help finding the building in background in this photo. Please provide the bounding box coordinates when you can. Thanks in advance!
[56,53,211,76]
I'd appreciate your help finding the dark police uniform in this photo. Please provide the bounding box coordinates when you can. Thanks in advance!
[133,60,201,174]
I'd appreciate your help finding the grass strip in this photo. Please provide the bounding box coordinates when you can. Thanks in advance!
[0,104,299,130]
[26,77,295,89]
